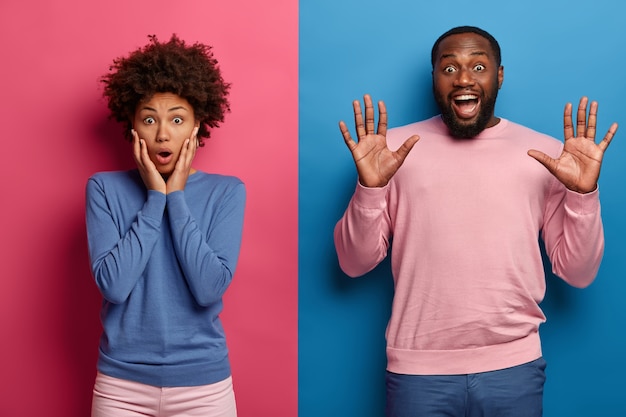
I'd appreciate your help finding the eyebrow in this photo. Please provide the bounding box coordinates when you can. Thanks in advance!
[140,105,190,112]
[440,51,489,60]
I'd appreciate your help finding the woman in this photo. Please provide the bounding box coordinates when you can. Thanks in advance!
[87,34,244,416]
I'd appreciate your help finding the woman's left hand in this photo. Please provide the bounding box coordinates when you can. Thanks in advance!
[166,127,199,194]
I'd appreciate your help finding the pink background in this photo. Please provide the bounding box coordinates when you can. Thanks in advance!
[0,1,298,416]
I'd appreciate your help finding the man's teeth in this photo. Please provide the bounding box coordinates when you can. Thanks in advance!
[456,95,478,101]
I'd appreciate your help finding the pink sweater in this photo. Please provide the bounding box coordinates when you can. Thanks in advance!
[334,116,604,375]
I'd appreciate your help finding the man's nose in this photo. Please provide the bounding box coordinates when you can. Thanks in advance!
[454,68,475,87]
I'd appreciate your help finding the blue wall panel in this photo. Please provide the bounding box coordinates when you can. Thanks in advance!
[299,0,626,415]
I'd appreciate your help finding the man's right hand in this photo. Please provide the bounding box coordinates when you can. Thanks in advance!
[339,94,419,188]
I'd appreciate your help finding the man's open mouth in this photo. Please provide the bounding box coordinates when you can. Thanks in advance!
[452,94,480,119]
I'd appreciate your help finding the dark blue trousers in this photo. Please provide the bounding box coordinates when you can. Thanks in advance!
[385,358,546,417]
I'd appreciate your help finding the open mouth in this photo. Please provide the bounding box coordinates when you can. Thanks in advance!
[452,94,480,119]
[155,150,173,165]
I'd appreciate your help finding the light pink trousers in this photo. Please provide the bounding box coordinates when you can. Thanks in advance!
[91,372,237,417]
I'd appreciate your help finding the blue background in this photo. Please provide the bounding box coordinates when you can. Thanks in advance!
[299,0,626,415]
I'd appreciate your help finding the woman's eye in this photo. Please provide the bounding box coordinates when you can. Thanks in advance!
[143,117,155,125]
[173,117,183,124]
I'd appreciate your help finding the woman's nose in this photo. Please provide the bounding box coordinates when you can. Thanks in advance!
[156,124,169,142]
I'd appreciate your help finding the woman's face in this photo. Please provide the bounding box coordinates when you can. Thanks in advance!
[133,92,199,175]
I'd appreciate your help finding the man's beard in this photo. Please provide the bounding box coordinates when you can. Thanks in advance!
[434,81,499,139]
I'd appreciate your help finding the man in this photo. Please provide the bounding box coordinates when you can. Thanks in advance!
[334,26,617,417]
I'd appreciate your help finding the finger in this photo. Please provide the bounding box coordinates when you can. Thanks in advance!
[180,139,192,167]
[171,141,188,178]
[131,129,142,164]
[135,134,155,169]
[586,100,598,140]
[598,122,619,152]
[339,121,357,152]
[188,127,199,160]
[377,100,388,137]
[177,138,188,161]
[353,100,365,139]
[575,96,588,138]
[527,149,557,174]
[187,136,197,164]
[364,94,375,135]
[192,126,200,148]
[563,103,574,140]
[394,135,420,162]
[140,139,153,168]
[133,131,152,171]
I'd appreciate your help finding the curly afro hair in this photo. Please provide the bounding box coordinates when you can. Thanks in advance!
[101,34,230,146]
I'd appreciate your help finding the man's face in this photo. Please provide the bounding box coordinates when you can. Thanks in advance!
[133,92,199,176]
[432,32,504,138]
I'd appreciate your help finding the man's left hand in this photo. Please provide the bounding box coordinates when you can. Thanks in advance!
[528,97,618,193]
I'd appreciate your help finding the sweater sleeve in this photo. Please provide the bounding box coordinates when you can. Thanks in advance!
[86,178,166,303]
[334,183,393,277]
[166,183,246,307]
[541,179,604,288]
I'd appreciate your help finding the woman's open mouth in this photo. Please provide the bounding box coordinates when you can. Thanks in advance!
[155,150,173,165]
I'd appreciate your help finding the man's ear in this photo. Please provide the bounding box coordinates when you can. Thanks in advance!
[498,65,504,89]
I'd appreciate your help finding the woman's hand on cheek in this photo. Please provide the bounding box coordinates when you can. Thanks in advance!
[166,126,199,194]
[132,129,167,194]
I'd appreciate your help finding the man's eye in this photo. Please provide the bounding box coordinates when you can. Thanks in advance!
[143,117,155,125]
[444,66,456,73]
[173,117,183,124]
[474,64,486,71]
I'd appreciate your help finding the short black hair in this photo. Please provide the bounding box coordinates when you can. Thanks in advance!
[101,34,230,146]
[431,26,501,68]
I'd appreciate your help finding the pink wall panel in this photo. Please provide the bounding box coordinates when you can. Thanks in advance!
[0,1,297,416]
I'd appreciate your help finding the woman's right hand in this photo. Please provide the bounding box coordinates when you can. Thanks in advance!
[132,129,166,193]
[339,94,419,188]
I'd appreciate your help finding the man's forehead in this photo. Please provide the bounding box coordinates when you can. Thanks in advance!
[436,33,494,59]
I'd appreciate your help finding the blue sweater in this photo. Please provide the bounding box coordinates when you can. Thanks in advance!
[86,169,245,387]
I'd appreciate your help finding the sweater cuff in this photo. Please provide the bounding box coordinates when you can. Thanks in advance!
[142,190,167,219]
[564,186,600,215]
[166,191,191,220]
[352,182,389,209]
